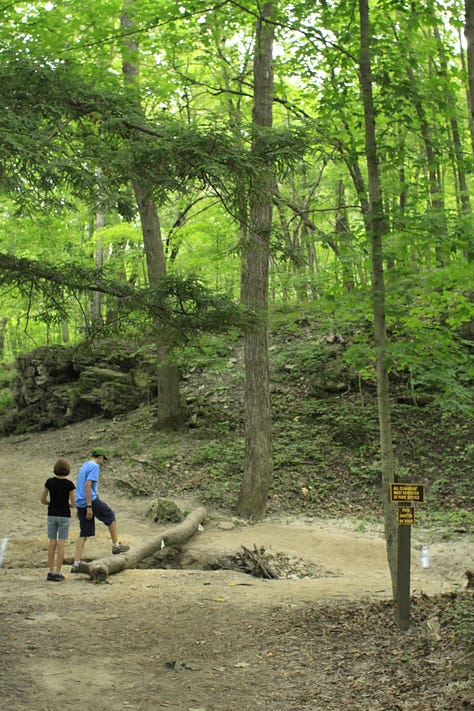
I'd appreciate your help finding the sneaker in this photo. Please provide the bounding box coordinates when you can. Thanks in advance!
[54,573,65,581]
[112,543,129,554]
[46,572,57,581]
[71,563,89,574]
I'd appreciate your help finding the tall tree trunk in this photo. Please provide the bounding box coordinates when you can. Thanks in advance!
[460,22,474,155]
[133,183,183,429]
[0,317,8,358]
[335,180,355,292]
[465,1,474,127]
[405,62,448,265]
[359,0,397,598]
[237,2,275,520]
[121,1,183,430]
[211,28,251,303]
[434,22,471,217]
[463,1,474,263]
[92,209,104,329]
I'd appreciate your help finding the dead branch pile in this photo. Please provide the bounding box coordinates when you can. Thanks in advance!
[204,544,338,580]
[232,545,278,579]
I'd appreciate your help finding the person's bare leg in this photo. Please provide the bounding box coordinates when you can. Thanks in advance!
[108,521,128,553]
[108,521,118,545]
[55,539,65,573]
[47,540,56,573]
[74,536,87,562]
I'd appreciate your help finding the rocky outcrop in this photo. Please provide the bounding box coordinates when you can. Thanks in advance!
[0,342,158,434]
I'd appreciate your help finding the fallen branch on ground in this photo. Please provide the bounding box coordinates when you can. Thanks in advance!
[75,506,207,583]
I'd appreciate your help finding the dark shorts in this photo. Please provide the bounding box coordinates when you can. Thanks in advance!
[77,497,116,537]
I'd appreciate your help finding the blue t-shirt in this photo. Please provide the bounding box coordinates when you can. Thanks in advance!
[75,460,100,507]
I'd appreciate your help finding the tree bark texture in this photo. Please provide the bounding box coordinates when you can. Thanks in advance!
[465,1,474,127]
[121,2,183,430]
[238,2,275,520]
[359,0,397,599]
[77,507,207,583]
[92,208,104,328]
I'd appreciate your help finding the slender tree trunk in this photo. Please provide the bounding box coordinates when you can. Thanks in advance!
[92,209,104,329]
[0,317,8,358]
[211,30,251,303]
[463,2,474,264]
[335,181,355,292]
[133,184,183,429]
[460,24,474,155]
[238,2,275,520]
[405,62,448,264]
[61,323,70,343]
[359,0,397,598]
[435,22,471,217]
[465,1,474,126]
[120,1,183,430]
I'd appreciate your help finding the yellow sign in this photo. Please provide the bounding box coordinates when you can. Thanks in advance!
[390,483,425,503]
[397,506,415,525]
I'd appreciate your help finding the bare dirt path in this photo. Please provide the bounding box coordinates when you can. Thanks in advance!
[0,427,472,711]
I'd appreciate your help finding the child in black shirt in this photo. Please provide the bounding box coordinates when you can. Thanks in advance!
[41,458,76,581]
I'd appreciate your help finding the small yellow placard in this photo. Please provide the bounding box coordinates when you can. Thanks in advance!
[390,483,425,503]
[397,505,415,526]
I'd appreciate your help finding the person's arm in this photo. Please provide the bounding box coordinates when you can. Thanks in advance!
[85,480,93,507]
[40,487,49,506]
[85,480,93,518]
[69,489,76,508]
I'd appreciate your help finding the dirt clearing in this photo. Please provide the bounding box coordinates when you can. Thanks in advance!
[0,426,472,710]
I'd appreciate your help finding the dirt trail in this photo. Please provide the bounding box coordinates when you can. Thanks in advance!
[0,428,472,711]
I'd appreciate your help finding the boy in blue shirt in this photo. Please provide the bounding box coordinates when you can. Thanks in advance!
[71,447,128,572]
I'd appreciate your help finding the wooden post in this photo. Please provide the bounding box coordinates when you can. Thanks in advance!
[390,484,425,631]
[397,519,411,630]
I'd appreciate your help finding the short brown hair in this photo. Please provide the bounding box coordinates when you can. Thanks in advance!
[53,458,71,477]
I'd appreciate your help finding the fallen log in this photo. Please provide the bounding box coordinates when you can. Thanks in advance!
[75,506,207,583]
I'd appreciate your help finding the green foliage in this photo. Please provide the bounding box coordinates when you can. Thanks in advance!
[417,508,474,531]
[178,333,237,371]
[0,389,12,415]
[166,199,240,293]
[191,441,225,466]
[150,439,177,467]
[0,252,257,348]
[189,438,243,507]
[0,0,473,426]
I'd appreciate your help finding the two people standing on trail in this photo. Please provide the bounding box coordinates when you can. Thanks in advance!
[41,447,129,580]
[41,458,76,582]
[71,447,129,573]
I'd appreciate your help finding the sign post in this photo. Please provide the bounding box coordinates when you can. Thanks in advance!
[396,519,411,630]
[389,483,425,630]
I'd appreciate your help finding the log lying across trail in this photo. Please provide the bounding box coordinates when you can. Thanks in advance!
[76,506,207,583]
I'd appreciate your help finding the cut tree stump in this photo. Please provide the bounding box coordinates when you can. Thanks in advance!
[76,506,207,583]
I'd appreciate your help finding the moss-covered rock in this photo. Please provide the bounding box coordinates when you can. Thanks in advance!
[0,342,158,434]
[148,498,184,524]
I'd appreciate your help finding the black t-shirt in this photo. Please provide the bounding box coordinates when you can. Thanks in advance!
[45,477,75,517]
